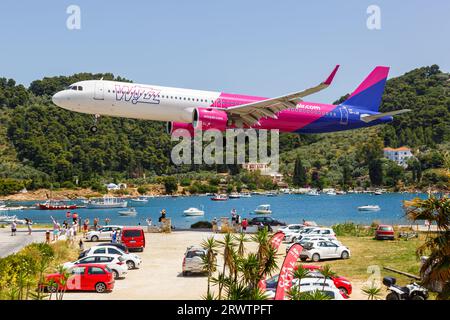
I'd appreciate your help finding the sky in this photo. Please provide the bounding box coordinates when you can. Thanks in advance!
[0,0,449,103]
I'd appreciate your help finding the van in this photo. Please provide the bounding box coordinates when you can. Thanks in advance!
[120,227,145,252]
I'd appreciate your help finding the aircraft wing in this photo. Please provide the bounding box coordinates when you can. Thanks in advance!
[223,65,340,127]
[360,109,411,123]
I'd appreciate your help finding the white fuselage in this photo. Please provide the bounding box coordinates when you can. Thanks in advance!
[52,80,222,123]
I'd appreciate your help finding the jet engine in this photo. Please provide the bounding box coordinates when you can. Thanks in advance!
[192,108,228,131]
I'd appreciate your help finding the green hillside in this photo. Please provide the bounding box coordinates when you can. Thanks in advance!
[0,65,448,193]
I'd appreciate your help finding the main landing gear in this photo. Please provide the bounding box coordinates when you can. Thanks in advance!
[90,114,100,133]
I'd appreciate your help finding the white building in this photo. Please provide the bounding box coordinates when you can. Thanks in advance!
[383,147,414,168]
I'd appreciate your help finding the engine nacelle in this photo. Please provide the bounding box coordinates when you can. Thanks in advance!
[166,122,194,137]
[193,108,228,131]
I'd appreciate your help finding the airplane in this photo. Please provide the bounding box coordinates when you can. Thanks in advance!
[52,65,410,135]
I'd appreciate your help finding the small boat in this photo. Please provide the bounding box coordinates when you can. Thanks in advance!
[183,207,205,216]
[336,191,347,195]
[240,193,252,198]
[130,197,149,203]
[38,200,78,210]
[254,204,272,215]
[306,190,320,196]
[211,194,228,201]
[0,205,26,211]
[326,190,337,196]
[229,193,241,199]
[374,190,383,195]
[358,205,381,211]
[118,208,137,216]
[266,192,278,197]
[87,196,128,209]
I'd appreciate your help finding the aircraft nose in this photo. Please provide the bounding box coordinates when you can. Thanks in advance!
[52,92,63,106]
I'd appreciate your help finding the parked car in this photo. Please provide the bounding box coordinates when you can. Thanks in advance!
[41,264,114,293]
[286,236,331,252]
[85,225,123,242]
[283,227,318,243]
[375,224,395,240]
[80,245,142,270]
[96,242,129,253]
[120,227,145,252]
[279,224,305,240]
[249,217,286,227]
[182,246,207,276]
[299,240,351,262]
[264,265,352,296]
[305,227,336,240]
[265,277,345,300]
[62,255,128,279]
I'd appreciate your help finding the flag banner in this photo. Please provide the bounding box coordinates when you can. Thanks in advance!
[274,243,303,300]
[258,231,286,291]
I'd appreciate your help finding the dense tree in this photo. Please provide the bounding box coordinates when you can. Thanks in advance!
[292,156,307,187]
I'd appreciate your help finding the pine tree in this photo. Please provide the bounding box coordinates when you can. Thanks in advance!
[293,156,307,187]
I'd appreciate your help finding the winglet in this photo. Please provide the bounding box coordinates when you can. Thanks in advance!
[323,65,340,85]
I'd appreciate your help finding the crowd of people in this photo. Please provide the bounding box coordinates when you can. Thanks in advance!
[211,208,250,233]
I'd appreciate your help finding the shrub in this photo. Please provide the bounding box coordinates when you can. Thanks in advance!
[332,222,373,237]
[191,221,213,229]
[137,186,148,195]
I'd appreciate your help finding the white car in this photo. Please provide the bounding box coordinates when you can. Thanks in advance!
[83,245,142,269]
[265,278,345,300]
[85,225,123,242]
[62,255,128,279]
[299,240,351,262]
[286,236,330,252]
[284,226,318,243]
[279,224,305,240]
[306,227,336,239]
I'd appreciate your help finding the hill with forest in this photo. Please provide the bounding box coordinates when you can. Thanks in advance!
[0,65,448,195]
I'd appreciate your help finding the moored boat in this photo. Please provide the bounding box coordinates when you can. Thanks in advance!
[254,204,272,215]
[118,207,137,216]
[211,194,228,201]
[37,200,78,210]
[358,205,381,211]
[183,207,205,216]
[87,196,128,209]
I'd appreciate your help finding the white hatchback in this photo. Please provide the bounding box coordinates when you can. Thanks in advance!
[299,240,351,262]
[265,278,345,300]
[83,245,142,270]
[85,225,123,242]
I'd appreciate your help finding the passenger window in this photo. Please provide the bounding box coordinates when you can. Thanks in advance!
[109,248,121,255]
[78,86,83,91]
[94,248,106,254]
[71,267,85,275]
[88,267,105,275]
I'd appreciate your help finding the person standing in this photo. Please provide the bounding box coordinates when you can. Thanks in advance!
[25,218,32,235]
[104,217,110,226]
[83,219,89,236]
[93,217,99,230]
[111,230,117,243]
[212,217,218,233]
[11,220,17,236]
[241,218,248,233]
[72,212,78,224]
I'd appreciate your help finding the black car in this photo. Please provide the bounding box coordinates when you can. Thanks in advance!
[249,217,286,226]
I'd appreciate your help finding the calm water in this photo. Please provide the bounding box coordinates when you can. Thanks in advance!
[3,193,426,229]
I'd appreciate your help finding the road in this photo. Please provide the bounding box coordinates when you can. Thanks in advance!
[0,227,46,257]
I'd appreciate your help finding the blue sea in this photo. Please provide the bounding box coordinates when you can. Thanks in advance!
[3,193,426,229]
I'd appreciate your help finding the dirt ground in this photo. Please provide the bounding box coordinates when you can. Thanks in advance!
[63,231,372,300]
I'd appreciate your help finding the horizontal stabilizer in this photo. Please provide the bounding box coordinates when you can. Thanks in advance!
[361,109,411,123]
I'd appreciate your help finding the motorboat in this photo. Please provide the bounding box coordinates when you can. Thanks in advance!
[118,207,137,216]
[229,193,241,199]
[87,196,128,209]
[326,190,337,196]
[37,200,78,210]
[240,193,252,198]
[266,192,278,197]
[0,205,26,211]
[254,204,272,215]
[183,207,205,216]
[211,194,228,201]
[358,205,381,211]
[306,190,320,196]
[129,197,149,203]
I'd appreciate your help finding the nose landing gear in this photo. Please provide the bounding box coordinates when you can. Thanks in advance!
[90,114,100,133]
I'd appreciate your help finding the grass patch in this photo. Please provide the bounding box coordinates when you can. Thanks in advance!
[309,236,422,284]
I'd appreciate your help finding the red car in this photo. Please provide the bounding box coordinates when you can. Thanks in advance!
[300,265,353,296]
[41,264,114,293]
[375,224,395,240]
[120,227,146,252]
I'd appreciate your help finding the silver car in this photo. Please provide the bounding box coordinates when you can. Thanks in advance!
[182,246,207,276]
